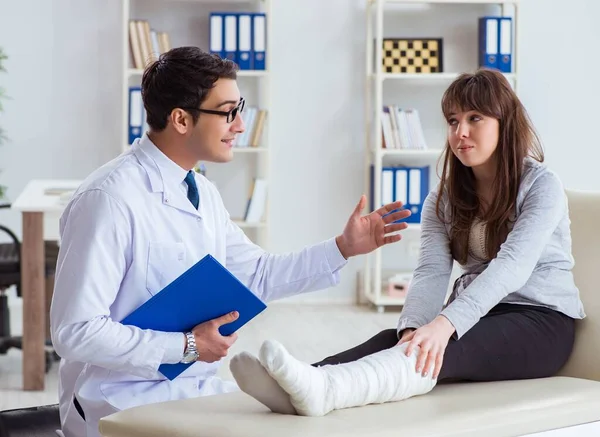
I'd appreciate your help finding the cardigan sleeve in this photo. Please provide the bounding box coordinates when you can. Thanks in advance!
[397,189,454,335]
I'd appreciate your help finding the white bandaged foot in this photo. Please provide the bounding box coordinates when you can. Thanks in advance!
[230,351,298,415]
[259,339,437,416]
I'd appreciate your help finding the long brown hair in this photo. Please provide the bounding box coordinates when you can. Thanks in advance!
[437,68,544,264]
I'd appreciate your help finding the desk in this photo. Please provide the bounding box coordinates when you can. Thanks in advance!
[12,179,82,390]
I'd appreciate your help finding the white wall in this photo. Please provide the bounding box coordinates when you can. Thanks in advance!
[0,0,123,240]
[0,0,598,306]
[516,0,600,188]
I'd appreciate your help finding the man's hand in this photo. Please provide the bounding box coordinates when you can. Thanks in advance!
[335,195,411,259]
[398,316,455,379]
[191,311,239,363]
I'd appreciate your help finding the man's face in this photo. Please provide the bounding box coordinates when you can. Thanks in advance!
[188,78,245,163]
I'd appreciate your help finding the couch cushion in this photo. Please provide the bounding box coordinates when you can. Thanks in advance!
[98,376,600,437]
[559,190,600,382]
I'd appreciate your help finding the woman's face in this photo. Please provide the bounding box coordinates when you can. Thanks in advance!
[447,109,500,172]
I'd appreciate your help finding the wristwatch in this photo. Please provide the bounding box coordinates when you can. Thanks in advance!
[180,331,199,364]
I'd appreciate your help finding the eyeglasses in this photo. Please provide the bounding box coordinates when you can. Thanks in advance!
[181,97,245,123]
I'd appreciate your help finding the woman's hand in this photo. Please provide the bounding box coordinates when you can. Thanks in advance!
[399,328,415,343]
[398,316,456,379]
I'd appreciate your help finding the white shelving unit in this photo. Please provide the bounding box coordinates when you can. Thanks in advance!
[120,0,272,248]
[363,0,520,312]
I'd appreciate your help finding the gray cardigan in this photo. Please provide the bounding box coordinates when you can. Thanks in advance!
[397,158,586,339]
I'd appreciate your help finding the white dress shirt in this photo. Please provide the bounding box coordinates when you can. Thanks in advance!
[50,134,347,437]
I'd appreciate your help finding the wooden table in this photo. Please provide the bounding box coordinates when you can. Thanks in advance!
[11,179,82,390]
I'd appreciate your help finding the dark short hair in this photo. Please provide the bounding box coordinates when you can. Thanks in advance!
[141,46,238,131]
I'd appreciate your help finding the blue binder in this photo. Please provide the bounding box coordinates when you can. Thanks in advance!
[252,13,266,70]
[209,13,226,59]
[396,166,429,224]
[237,13,253,70]
[120,254,267,380]
[478,17,499,70]
[369,165,429,224]
[128,87,143,145]
[498,17,512,73]
[368,165,395,212]
[223,13,238,63]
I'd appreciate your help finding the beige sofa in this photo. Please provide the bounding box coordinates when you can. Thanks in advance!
[98,189,600,437]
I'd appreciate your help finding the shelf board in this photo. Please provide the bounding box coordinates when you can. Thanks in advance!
[155,0,259,3]
[368,0,519,4]
[233,220,267,229]
[365,290,406,307]
[127,68,142,77]
[237,70,269,77]
[233,147,268,153]
[373,148,443,157]
[370,72,516,81]
[127,68,268,78]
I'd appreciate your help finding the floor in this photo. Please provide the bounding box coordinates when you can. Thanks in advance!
[0,301,400,410]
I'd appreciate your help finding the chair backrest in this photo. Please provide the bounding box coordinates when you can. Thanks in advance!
[0,224,21,292]
[0,404,60,437]
[557,189,600,381]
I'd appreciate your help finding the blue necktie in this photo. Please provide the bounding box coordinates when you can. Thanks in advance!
[184,170,199,210]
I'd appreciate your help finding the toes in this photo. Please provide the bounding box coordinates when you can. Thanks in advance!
[229,351,254,377]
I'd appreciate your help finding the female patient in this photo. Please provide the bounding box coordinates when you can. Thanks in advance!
[229,68,586,416]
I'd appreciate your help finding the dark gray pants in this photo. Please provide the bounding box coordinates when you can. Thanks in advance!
[313,303,575,382]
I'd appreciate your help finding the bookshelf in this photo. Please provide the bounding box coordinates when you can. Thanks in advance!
[121,0,272,247]
[363,0,520,312]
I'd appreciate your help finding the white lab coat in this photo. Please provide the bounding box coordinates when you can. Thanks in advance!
[50,134,347,437]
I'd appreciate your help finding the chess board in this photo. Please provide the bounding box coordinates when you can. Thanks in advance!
[381,38,444,74]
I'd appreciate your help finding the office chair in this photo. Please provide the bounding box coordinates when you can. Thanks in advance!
[0,204,60,372]
[0,404,61,437]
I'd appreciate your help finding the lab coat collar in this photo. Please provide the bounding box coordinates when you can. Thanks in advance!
[133,133,201,217]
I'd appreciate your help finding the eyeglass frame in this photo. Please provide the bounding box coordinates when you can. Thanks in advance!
[180,97,245,123]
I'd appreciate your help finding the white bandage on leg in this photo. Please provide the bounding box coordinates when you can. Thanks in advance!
[259,339,437,416]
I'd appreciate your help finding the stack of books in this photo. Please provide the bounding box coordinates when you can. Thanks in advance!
[381,106,427,149]
[128,20,172,69]
[234,108,267,148]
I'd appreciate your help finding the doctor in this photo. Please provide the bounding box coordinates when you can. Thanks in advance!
[50,46,410,437]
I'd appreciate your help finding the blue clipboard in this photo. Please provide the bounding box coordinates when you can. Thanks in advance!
[120,254,267,380]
